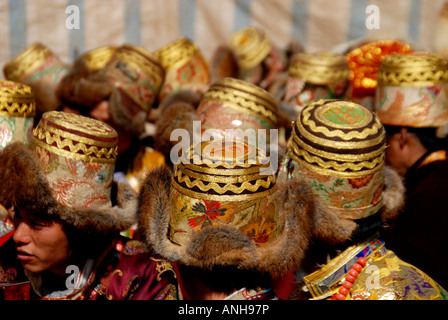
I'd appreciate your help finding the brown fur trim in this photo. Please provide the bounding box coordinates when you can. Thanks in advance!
[159,90,203,113]
[137,166,321,277]
[154,100,200,162]
[0,142,136,234]
[381,166,405,222]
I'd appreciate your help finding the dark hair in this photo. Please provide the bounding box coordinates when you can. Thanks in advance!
[384,125,448,152]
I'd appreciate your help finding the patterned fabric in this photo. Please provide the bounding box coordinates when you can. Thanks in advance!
[290,235,447,300]
[39,236,178,300]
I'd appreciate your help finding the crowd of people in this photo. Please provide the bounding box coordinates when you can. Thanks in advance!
[0,25,447,300]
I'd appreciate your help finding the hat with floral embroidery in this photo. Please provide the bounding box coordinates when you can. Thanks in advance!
[137,139,327,277]
[0,111,137,234]
[278,99,404,226]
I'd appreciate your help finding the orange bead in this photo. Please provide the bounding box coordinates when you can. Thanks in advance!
[349,269,359,277]
[357,257,367,267]
[352,263,363,272]
[339,287,349,296]
[335,293,346,300]
[342,281,353,289]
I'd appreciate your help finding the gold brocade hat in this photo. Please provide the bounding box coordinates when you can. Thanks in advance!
[289,52,350,85]
[0,111,136,234]
[137,139,318,277]
[79,45,117,72]
[197,77,278,135]
[0,80,35,149]
[280,99,401,221]
[155,37,210,102]
[228,26,272,70]
[345,40,413,104]
[376,52,448,127]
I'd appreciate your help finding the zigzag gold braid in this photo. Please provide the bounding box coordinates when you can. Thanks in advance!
[0,102,35,117]
[294,120,385,150]
[117,51,164,87]
[287,141,384,178]
[185,155,267,171]
[32,127,117,164]
[173,167,275,195]
[178,165,273,184]
[377,70,448,87]
[203,89,277,126]
[291,126,386,162]
[301,107,383,140]
[171,177,277,202]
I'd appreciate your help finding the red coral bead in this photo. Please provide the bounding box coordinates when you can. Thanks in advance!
[349,269,359,277]
[342,281,353,289]
[339,287,349,296]
[345,274,356,283]
[352,263,363,272]
[357,257,367,267]
[335,293,346,300]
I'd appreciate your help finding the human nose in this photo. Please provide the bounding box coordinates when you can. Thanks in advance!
[13,221,32,246]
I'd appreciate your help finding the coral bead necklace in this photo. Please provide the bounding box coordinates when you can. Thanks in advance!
[334,257,367,300]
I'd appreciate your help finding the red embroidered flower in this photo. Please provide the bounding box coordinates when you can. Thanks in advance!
[348,174,373,189]
[188,200,226,228]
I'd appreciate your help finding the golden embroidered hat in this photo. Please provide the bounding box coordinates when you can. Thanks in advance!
[0,80,35,149]
[0,111,136,234]
[282,99,388,220]
[197,77,278,137]
[155,37,210,102]
[289,52,350,85]
[137,138,316,276]
[228,26,272,70]
[376,52,448,127]
[79,45,117,72]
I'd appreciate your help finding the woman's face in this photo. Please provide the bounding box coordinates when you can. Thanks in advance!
[13,209,72,275]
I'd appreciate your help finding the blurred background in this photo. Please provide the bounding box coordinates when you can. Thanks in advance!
[0,0,446,69]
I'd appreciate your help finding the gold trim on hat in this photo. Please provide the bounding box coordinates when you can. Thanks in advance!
[378,52,448,87]
[79,46,117,72]
[3,43,53,81]
[0,80,36,117]
[31,111,118,164]
[289,52,350,85]
[202,78,277,128]
[113,45,165,89]
[155,37,201,72]
[229,27,272,70]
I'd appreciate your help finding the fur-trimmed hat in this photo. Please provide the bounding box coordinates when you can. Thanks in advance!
[278,99,405,242]
[155,37,210,104]
[137,139,356,277]
[0,111,137,234]
[3,43,71,123]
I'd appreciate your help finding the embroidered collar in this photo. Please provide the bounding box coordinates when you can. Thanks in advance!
[303,235,386,299]
[417,150,447,169]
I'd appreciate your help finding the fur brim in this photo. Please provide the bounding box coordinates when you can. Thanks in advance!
[0,142,137,235]
[381,165,405,222]
[137,165,355,277]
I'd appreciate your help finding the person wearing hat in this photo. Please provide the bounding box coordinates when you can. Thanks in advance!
[278,99,447,300]
[3,43,71,126]
[375,52,448,289]
[0,80,36,299]
[0,111,177,300]
[136,138,358,300]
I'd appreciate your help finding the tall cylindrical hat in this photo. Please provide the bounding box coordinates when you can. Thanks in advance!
[155,37,210,103]
[197,77,278,145]
[376,52,448,128]
[283,51,350,116]
[0,80,35,149]
[279,99,389,220]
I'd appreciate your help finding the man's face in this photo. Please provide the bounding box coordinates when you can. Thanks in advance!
[13,209,72,275]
